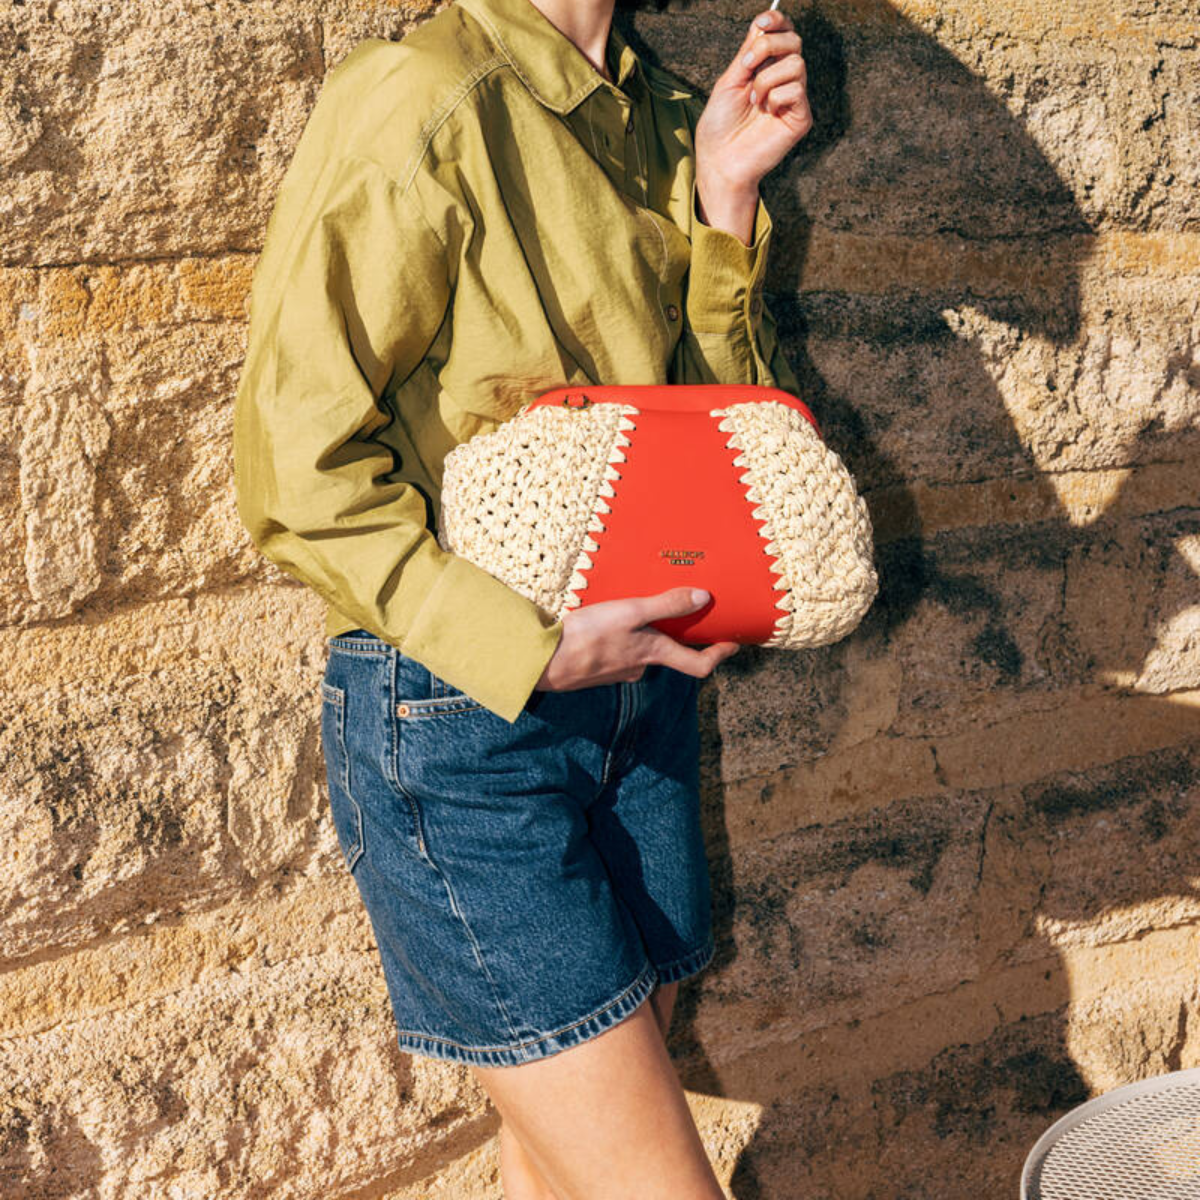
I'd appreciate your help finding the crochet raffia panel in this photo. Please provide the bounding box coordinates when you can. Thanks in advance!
[711,402,879,649]
[437,402,638,619]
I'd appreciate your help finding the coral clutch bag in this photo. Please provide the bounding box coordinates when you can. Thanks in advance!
[436,383,878,649]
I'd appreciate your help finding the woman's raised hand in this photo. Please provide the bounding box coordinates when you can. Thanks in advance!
[694,7,813,198]
[533,587,741,692]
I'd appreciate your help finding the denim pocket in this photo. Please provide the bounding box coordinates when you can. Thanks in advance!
[394,655,487,718]
[320,680,365,871]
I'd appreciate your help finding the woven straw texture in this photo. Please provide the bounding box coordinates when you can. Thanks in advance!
[713,401,878,647]
[437,399,878,648]
[437,402,638,616]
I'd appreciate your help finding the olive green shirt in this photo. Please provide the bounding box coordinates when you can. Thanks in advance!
[233,0,801,723]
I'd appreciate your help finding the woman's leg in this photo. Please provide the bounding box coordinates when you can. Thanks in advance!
[479,982,723,1200]
[497,981,684,1198]
[649,979,681,1035]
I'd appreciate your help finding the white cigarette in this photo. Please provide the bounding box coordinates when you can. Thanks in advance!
[769,0,780,9]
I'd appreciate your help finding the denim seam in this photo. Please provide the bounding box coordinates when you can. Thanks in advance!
[385,657,432,861]
[327,639,391,657]
[382,774,521,1043]
[616,678,644,780]
[322,682,364,872]
[383,652,521,1043]
[393,956,658,1065]
[598,682,628,792]
[602,681,643,790]
[654,937,715,983]
[397,698,485,717]
[425,850,524,1046]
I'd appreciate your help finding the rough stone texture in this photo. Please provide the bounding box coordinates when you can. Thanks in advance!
[1,0,1198,1197]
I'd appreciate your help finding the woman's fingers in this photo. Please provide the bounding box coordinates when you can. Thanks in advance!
[754,78,810,121]
[739,30,803,83]
[739,6,795,53]
[643,635,740,680]
[748,52,807,108]
[729,11,800,88]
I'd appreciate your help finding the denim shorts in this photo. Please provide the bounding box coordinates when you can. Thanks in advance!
[319,630,715,1068]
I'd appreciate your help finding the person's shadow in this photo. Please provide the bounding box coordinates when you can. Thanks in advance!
[617,1,1200,1195]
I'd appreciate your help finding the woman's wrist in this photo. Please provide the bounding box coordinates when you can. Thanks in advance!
[694,170,761,248]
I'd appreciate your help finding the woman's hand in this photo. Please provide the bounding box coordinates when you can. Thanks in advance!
[533,587,741,691]
[694,7,813,218]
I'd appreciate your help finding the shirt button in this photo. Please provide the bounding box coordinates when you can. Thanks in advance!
[666,303,679,321]
[397,703,411,717]
[626,113,635,134]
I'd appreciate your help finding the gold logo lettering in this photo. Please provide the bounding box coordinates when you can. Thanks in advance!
[659,548,706,566]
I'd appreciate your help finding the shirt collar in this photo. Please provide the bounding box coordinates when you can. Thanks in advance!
[455,0,641,114]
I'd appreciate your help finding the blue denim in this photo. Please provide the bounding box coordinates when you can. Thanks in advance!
[319,630,715,1067]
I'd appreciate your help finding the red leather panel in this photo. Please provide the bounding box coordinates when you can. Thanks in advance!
[525,384,820,645]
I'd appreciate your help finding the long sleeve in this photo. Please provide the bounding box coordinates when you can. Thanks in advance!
[671,176,802,393]
[233,152,562,724]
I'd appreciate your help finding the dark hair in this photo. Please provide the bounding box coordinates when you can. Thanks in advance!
[613,0,672,11]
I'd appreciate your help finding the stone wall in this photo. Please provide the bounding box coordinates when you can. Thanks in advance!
[2,0,1198,1196]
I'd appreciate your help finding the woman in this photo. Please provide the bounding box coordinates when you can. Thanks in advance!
[233,0,811,1193]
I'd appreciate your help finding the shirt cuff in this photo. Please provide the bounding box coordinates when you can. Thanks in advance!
[686,176,773,335]
[400,553,564,724]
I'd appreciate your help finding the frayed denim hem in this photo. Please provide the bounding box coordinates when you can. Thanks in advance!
[393,957,660,1067]
[652,937,716,984]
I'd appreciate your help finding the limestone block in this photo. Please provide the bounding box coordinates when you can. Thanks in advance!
[1163,50,1200,224]
[868,460,1200,546]
[0,659,335,964]
[1066,510,1200,695]
[703,790,990,1035]
[4,268,267,626]
[706,514,1193,771]
[0,875,370,1041]
[320,2,428,68]
[93,319,265,610]
[1132,526,1200,693]
[0,267,36,391]
[0,404,30,619]
[0,952,492,1199]
[700,637,858,787]
[661,6,1189,244]
[18,340,110,619]
[691,949,1200,1199]
[0,1,324,264]
[879,523,1069,739]
[790,264,1200,494]
[1014,742,1200,955]
[0,581,326,698]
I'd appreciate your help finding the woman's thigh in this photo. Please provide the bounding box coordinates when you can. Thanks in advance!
[471,997,726,1200]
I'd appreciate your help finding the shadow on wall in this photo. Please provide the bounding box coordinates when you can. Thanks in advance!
[619,0,1200,1195]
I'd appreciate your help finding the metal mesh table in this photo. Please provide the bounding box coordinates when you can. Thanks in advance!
[1022,1067,1200,1199]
